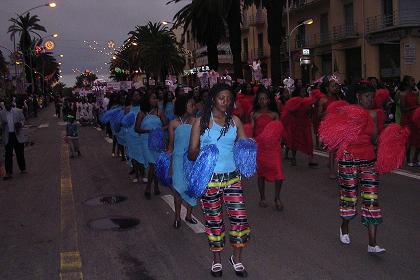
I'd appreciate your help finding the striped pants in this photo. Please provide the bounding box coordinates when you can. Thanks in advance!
[338,153,383,226]
[200,171,251,252]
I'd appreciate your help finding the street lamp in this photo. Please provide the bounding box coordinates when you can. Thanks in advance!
[287,18,313,77]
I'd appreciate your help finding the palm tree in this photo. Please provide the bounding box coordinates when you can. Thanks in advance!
[169,0,244,79]
[244,0,285,86]
[120,22,185,82]
[8,13,47,84]
[0,50,8,79]
[171,0,226,72]
[33,51,60,85]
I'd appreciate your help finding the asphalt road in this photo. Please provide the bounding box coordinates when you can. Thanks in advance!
[1,106,419,280]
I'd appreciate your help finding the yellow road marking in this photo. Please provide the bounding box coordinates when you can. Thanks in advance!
[59,132,83,279]
[60,272,84,280]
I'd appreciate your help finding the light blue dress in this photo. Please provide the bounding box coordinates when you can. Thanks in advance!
[139,113,162,166]
[200,114,237,173]
[172,122,197,206]
[126,106,142,162]
[164,102,175,121]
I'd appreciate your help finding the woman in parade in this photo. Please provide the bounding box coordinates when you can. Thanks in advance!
[319,77,341,178]
[250,88,284,210]
[282,85,318,167]
[135,90,168,199]
[167,94,198,228]
[127,90,144,183]
[399,75,420,166]
[188,83,250,278]
[330,84,386,254]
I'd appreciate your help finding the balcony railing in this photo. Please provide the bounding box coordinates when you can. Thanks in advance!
[332,23,359,40]
[257,49,264,59]
[248,9,265,26]
[289,0,323,11]
[366,9,420,33]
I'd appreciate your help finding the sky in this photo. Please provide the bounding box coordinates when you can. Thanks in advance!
[0,0,187,87]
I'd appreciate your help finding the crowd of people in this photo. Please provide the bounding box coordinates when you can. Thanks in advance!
[2,72,418,277]
[92,74,418,277]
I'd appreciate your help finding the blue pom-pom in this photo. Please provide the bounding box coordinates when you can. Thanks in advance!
[186,144,219,199]
[100,108,118,124]
[110,109,124,133]
[183,151,195,183]
[121,112,136,128]
[155,152,172,187]
[148,128,165,152]
[234,138,257,178]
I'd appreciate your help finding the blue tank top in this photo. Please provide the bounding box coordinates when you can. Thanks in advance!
[200,113,237,173]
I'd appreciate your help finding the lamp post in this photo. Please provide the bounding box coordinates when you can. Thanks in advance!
[287,18,313,77]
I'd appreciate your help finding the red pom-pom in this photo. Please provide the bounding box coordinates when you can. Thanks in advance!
[326,100,349,114]
[375,124,409,174]
[283,97,303,113]
[319,105,373,155]
[310,89,326,100]
[256,120,284,143]
[374,89,390,109]
[243,123,254,138]
[412,107,420,128]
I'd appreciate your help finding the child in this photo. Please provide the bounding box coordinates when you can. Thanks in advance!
[66,115,81,158]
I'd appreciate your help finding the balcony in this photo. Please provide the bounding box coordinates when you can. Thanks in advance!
[288,0,324,12]
[257,49,265,59]
[366,9,420,33]
[332,23,359,41]
[242,52,249,62]
[248,9,265,26]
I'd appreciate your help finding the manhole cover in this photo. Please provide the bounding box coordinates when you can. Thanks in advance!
[84,195,127,206]
[88,216,140,231]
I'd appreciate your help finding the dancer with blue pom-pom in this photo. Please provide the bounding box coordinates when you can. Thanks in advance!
[251,88,285,210]
[135,90,168,199]
[188,83,250,278]
[167,95,198,229]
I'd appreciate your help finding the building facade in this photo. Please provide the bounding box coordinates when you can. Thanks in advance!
[242,0,420,84]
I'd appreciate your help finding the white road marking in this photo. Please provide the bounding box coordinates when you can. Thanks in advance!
[161,194,205,234]
[96,127,102,131]
[58,121,67,126]
[314,150,420,180]
[38,123,49,128]
[104,137,113,144]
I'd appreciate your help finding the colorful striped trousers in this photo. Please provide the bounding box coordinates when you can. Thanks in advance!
[338,153,383,226]
[200,171,251,252]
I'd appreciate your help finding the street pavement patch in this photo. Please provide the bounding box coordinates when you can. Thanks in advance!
[87,216,140,231]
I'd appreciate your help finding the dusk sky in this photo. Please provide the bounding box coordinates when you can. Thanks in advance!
[0,0,187,86]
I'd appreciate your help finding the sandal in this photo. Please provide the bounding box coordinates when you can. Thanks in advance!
[258,200,268,208]
[211,262,222,278]
[274,199,284,211]
[229,256,248,278]
[185,217,198,224]
[173,220,181,229]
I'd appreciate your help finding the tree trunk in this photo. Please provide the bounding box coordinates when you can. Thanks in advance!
[266,0,285,87]
[227,0,243,80]
[206,41,219,71]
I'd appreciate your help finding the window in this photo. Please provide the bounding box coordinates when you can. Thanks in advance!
[257,33,264,58]
[344,3,354,26]
[320,13,329,43]
[243,38,248,60]
[296,22,306,48]
[382,0,393,27]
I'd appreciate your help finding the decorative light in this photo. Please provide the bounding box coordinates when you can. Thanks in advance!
[59,54,64,58]
[52,33,59,38]
[44,40,55,50]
